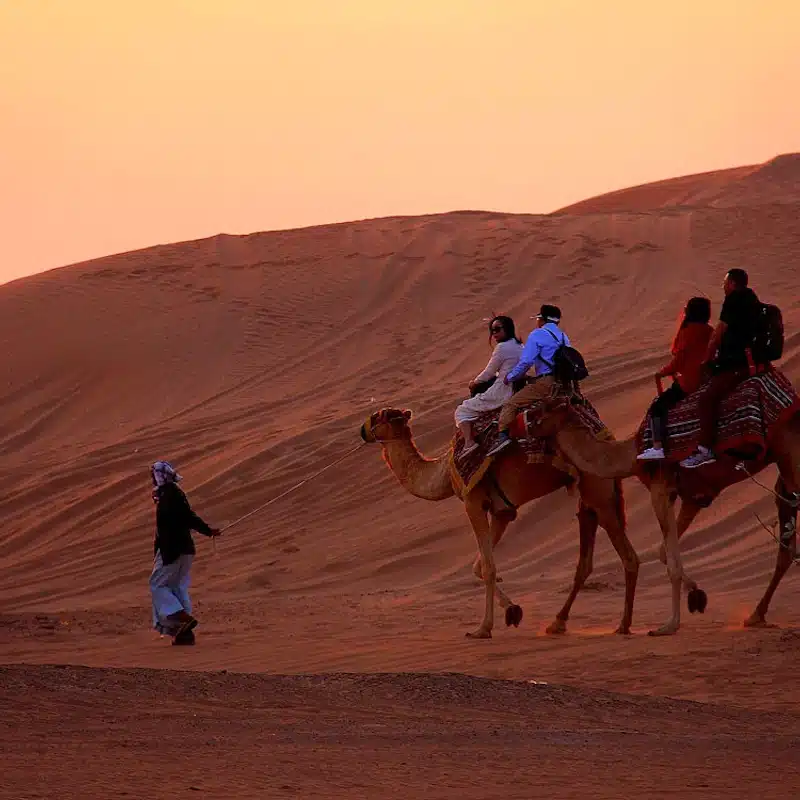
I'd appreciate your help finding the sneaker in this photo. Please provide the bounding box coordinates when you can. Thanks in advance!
[637,447,666,461]
[680,446,716,469]
[486,432,512,457]
[460,441,479,458]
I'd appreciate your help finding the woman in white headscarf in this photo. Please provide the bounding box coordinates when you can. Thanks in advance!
[149,460,220,645]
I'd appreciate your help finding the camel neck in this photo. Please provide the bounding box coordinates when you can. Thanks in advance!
[381,436,455,501]
[555,421,638,480]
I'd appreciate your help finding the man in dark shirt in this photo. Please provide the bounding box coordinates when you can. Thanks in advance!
[681,269,760,468]
[149,461,220,645]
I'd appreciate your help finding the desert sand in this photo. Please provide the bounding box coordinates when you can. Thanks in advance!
[2,154,800,798]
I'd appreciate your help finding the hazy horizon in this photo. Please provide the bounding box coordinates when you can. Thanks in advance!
[2,0,799,284]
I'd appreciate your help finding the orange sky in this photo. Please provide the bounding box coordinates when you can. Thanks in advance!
[1,0,798,284]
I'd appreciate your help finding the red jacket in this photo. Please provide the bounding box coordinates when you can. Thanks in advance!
[658,322,713,393]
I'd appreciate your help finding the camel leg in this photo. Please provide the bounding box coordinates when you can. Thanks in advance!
[596,487,640,636]
[472,513,509,582]
[745,472,798,628]
[546,503,598,635]
[471,513,523,624]
[659,499,703,593]
[482,514,524,627]
[464,494,496,639]
[648,481,685,636]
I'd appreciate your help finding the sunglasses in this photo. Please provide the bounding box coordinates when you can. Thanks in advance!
[490,326,504,334]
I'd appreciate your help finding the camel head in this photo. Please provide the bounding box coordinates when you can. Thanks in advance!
[360,408,413,443]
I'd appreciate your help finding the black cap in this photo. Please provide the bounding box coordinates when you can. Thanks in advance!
[533,304,561,323]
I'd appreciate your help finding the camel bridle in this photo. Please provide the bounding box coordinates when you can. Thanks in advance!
[363,410,409,444]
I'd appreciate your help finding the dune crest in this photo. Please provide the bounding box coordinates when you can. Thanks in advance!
[555,152,800,214]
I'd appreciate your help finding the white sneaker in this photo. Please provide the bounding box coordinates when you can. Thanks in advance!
[637,447,665,461]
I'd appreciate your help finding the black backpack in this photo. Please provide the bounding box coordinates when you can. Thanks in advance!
[543,329,590,383]
[750,302,784,364]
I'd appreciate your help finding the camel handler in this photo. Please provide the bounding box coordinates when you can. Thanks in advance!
[487,304,570,457]
[149,460,220,646]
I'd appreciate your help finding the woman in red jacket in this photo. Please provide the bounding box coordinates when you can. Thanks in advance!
[638,297,713,461]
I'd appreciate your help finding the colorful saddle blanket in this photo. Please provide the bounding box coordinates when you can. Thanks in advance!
[637,369,800,463]
[449,395,611,496]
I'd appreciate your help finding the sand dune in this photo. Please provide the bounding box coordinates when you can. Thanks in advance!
[557,152,800,213]
[2,155,800,797]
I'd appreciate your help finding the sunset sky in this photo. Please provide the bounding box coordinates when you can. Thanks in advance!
[1,0,798,284]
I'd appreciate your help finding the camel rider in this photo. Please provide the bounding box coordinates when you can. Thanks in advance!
[680,268,761,469]
[487,304,569,457]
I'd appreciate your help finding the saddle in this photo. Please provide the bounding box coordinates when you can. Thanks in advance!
[450,393,608,497]
[638,368,800,464]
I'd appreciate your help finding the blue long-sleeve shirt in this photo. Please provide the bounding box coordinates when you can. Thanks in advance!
[506,323,571,383]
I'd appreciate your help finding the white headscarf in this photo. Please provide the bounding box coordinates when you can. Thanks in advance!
[151,461,183,502]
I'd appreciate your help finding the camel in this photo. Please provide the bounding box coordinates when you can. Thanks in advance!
[359,408,640,639]
[526,393,800,636]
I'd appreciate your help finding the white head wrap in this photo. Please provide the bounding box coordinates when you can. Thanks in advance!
[151,461,182,488]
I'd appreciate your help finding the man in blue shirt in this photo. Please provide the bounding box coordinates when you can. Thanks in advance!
[487,304,570,456]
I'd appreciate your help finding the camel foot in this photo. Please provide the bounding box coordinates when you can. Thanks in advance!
[614,623,632,635]
[465,627,492,639]
[647,622,679,637]
[505,605,523,628]
[545,618,567,635]
[743,613,776,629]
[687,588,708,614]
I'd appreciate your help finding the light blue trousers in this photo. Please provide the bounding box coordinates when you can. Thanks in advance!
[150,552,193,635]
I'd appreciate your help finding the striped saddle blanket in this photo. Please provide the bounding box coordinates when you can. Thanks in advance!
[638,369,800,463]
